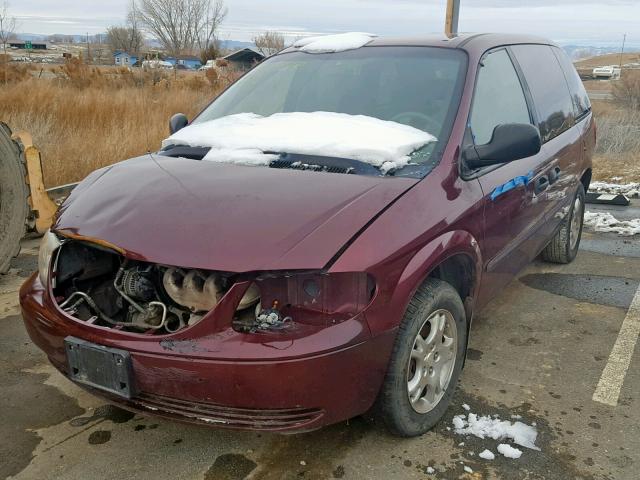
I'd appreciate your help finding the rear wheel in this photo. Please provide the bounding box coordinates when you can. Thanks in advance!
[0,123,29,274]
[374,278,467,437]
[541,184,585,264]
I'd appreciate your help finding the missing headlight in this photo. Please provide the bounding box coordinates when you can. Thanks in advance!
[233,272,375,333]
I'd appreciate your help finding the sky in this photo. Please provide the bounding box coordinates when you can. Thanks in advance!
[8,0,640,47]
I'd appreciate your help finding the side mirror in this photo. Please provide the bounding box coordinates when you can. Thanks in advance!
[463,123,541,169]
[169,113,189,134]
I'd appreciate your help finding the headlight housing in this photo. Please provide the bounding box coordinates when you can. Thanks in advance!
[38,230,61,286]
[252,271,376,327]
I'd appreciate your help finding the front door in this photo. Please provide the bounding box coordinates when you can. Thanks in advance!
[463,48,548,306]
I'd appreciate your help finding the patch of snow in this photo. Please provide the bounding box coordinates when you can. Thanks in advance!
[497,443,523,459]
[426,466,435,474]
[453,415,466,430]
[479,449,495,460]
[584,211,640,236]
[589,181,640,198]
[164,112,436,173]
[510,415,522,420]
[293,32,376,53]
[463,465,473,473]
[458,442,465,447]
[462,403,471,411]
[453,413,540,451]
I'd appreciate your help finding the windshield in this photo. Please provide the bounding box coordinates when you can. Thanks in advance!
[193,46,467,177]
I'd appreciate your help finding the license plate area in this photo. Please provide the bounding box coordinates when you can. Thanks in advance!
[65,337,135,399]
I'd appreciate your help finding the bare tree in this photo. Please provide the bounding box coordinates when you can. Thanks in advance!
[199,0,227,52]
[107,1,144,55]
[137,0,225,57]
[253,31,285,57]
[126,0,144,54]
[107,26,144,54]
[0,0,17,57]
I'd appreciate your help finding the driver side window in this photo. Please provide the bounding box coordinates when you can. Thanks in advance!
[470,49,531,145]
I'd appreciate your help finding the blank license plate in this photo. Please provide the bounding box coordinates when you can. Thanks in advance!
[65,337,135,399]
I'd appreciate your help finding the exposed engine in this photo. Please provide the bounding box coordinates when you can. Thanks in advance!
[52,241,260,334]
[51,239,374,335]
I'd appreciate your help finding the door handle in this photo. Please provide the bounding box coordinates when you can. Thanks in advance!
[534,175,549,194]
[549,167,561,184]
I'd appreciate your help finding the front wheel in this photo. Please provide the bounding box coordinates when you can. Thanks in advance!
[374,278,467,437]
[541,184,585,264]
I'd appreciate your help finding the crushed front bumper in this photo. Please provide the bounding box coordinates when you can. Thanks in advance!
[19,274,396,432]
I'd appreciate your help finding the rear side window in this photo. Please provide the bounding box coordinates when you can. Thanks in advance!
[470,49,531,146]
[552,47,591,119]
[511,45,575,143]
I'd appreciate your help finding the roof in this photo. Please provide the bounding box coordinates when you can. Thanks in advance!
[223,48,265,63]
[113,51,135,57]
[281,33,556,55]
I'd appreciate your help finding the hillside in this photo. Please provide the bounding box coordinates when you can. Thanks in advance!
[574,52,640,68]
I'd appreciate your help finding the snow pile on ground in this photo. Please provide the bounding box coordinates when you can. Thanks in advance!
[453,412,540,451]
[497,444,523,459]
[479,449,495,460]
[589,181,640,198]
[584,211,640,236]
[164,112,436,173]
[293,32,376,53]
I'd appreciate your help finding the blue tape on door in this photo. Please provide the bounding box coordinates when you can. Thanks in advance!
[490,171,534,201]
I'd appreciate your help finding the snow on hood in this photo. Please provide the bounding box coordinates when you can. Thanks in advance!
[293,32,377,53]
[163,112,436,173]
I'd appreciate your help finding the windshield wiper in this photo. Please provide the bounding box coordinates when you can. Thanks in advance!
[158,147,386,176]
[158,145,210,160]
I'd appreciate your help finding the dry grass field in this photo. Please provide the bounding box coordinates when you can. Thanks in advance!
[0,60,236,187]
[0,59,638,186]
[591,70,640,182]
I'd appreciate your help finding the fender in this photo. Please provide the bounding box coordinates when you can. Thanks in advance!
[367,230,483,336]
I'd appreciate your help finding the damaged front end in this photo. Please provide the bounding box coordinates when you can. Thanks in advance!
[44,231,375,336]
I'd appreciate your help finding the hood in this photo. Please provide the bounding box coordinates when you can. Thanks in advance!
[55,156,417,272]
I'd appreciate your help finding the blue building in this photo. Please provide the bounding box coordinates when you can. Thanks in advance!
[114,51,138,67]
[165,55,202,70]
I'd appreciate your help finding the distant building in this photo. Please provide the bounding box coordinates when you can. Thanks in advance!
[222,48,265,70]
[9,42,47,50]
[592,66,621,80]
[114,51,137,67]
[165,55,202,70]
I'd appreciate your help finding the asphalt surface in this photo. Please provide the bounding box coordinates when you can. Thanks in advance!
[1,216,639,480]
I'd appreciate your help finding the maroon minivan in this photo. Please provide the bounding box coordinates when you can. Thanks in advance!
[21,33,594,436]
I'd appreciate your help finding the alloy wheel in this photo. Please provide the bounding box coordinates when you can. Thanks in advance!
[407,309,458,413]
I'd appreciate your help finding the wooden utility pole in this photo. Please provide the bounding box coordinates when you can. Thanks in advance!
[445,0,460,37]
[619,33,626,69]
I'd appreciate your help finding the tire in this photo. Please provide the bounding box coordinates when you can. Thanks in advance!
[541,184,585,264]
[374,278,467,437]
[0,123,29,274]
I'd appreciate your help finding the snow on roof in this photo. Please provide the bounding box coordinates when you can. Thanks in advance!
[163,112,436,173]
[293,32,377,53]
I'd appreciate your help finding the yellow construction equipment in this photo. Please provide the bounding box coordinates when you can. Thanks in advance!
[0,123,70,273]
